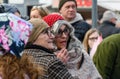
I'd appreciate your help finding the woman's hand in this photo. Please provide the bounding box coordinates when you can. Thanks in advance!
[55,48,70,64]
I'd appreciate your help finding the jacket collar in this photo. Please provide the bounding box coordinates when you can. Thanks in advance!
[69,13,83,24]
[103,21,116,26]
[25,44,53,54]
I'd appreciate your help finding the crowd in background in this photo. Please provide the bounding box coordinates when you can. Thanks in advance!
[0,0,120,79]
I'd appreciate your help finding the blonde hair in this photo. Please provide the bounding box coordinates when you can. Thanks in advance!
[31,6,50,18]
[28,18,49,44]
[83,28,101,53]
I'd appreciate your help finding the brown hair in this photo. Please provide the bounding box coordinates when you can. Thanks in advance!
[83,28,101,53]
[31,6,50,18]
[0,53,44,79]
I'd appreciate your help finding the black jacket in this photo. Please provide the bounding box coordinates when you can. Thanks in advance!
[71,20,91,42]
[98,21,120,39]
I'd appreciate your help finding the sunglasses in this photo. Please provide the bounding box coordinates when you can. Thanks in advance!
[56,27,70,37]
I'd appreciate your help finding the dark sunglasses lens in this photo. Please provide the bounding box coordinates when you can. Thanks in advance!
[57,27,70,36]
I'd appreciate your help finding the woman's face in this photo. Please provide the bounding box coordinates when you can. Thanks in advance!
[30,10,41,19]
[34,28,55,50]
[88,31,99,49]
[54,25,70,49]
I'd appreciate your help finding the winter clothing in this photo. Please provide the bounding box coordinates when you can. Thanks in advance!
[0,13,32,57]
[93,34,120,79]
[97,21,120,39]
[28,18,49,44]
[58,0,77,11]
[52,20,102,79]
[23,18,74,79]
[0,3,20,14]
[69,13,91,42]
[23,44,74,79]
[43,14,64,27]
[101,10,117,22]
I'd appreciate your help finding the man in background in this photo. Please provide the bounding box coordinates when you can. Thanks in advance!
[98,10,120,39]
[58,0,91,42]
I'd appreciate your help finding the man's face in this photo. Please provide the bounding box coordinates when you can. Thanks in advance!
[59,1,77,21]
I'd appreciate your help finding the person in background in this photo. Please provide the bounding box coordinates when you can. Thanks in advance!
[83,28,102,57]
[93,34,120,79]
[0,5,5,13]
[85,18,93,26]
[58,0,91,42]
[23,18,75,79]
[116,21,120,28]
[0,3,21,17]
[85,18,101,26]
[98,10,120,39]
[0,13,43,79]
[0,3,29,20]
[43,14,102,79]
[30,6,50,19]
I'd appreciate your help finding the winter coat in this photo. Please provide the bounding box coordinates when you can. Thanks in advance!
[93,34,120,79]
[52,20,102,79]
[97,21,120,39]
[23,44,74,79]
[69,13,91,42]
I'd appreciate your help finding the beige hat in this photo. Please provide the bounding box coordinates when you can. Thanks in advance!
[28,18,49,44]
[102,10,117,22]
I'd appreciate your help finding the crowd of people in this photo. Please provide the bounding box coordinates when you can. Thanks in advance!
[0,0,120,79]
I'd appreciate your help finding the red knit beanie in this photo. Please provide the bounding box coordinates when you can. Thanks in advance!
[43,14,64,27]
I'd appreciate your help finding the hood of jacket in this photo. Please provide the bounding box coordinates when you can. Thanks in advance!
[69,13,83,24]
[51,20,84,50]
[52,20,102,79]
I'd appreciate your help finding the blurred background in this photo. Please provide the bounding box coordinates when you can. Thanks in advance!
[0,0,120,21]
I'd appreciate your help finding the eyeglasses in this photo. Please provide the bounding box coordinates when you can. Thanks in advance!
[89,37,98,41]
[56,27,70,37]
[42,28,55,37]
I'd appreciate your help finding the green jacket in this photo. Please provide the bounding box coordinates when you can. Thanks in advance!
[93,34,120,79]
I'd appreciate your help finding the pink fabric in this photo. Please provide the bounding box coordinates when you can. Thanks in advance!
[90,35,103,59]
[0,76,2,79]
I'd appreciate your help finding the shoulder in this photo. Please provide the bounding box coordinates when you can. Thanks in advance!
[93,34,120,61]
[103,34,120,43]
[72,20,91,28]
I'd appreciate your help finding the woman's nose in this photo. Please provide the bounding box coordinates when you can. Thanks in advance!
[61,32,67,38]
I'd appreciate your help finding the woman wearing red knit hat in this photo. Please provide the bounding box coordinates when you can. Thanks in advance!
[43,14,102,79]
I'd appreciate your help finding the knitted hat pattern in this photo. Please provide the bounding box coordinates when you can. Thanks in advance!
[43,14,64,27]
[58,0,77,11]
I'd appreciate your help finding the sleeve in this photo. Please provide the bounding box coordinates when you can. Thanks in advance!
[48,59,74,79]
[93,41,117,79]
